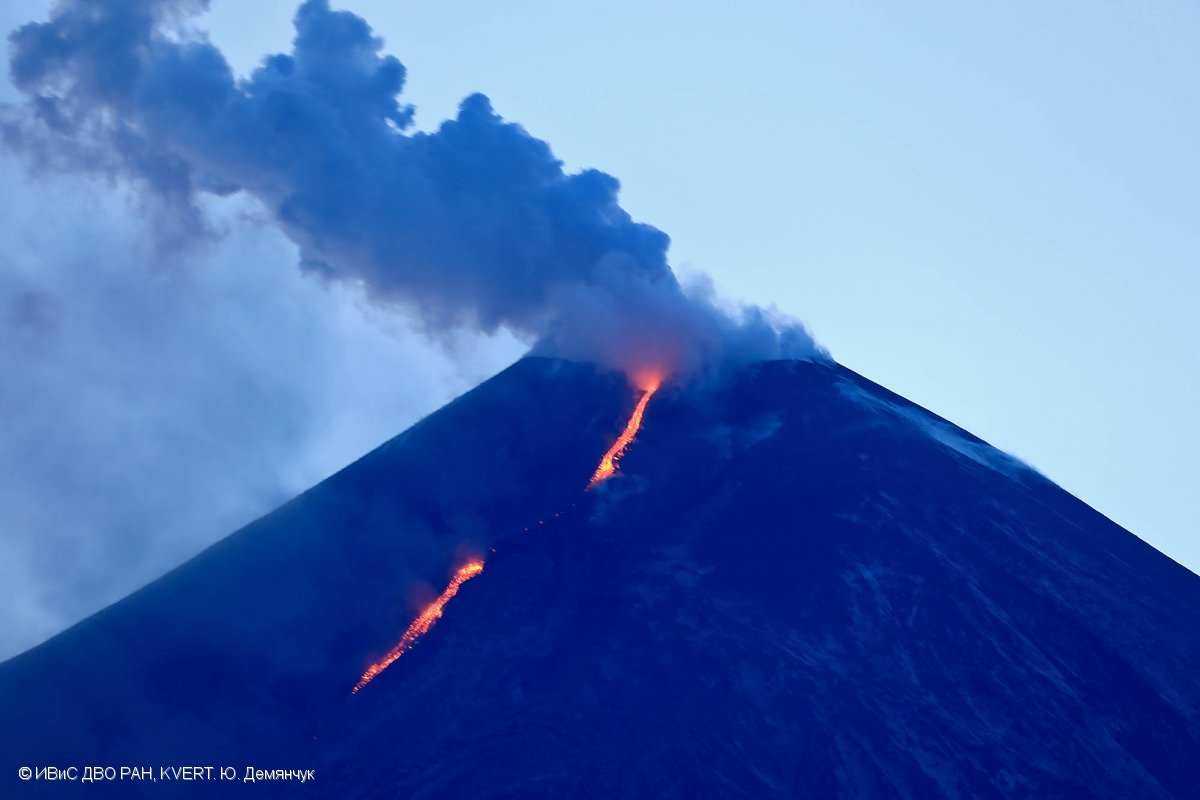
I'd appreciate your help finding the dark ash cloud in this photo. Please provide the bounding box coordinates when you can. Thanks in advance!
[5,0,821,379]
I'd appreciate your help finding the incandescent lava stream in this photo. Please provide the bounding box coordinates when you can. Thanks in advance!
[352,560,485,694]
[587,375,663,489]
[354,370,664,694]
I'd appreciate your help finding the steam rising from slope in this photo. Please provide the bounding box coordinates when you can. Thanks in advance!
[4,0,822,378]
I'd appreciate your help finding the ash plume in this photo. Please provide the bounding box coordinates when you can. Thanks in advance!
[4,0,822,379]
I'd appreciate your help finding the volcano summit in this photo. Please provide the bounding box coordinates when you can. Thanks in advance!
[2,357,1198,798]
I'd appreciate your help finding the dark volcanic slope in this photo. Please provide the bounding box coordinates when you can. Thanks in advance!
[3,358,1198,799]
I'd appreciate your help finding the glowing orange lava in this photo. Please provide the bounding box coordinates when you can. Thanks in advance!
[352,560,484,694]
[587,376,662,489]
[354,370,666,693]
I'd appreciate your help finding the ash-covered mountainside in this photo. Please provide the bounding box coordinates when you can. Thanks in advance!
[3,357,1199,799]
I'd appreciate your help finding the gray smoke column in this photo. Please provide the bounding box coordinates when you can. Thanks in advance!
[5,0,822,379]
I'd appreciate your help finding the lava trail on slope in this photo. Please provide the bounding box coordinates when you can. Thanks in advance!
[353,374,663,693]
[588,376,662,489]
[352,561,485,693]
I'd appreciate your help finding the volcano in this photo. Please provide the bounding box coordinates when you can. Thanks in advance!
[2,357,1198,798]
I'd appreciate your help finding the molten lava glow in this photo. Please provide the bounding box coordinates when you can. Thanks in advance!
[352,560,484,694]
[587,377,662,489]
[354,371,665,692]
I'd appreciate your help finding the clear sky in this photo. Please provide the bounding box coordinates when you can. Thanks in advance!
[0,0,1196,658]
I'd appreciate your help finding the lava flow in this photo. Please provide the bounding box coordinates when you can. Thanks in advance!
[587,375,663,489]
[354,371,664,693]
[352,560,484,694]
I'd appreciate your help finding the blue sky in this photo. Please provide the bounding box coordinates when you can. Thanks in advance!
[0,0,1195,658]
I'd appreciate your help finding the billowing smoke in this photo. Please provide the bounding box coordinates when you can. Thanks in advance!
[4,0,821,379]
